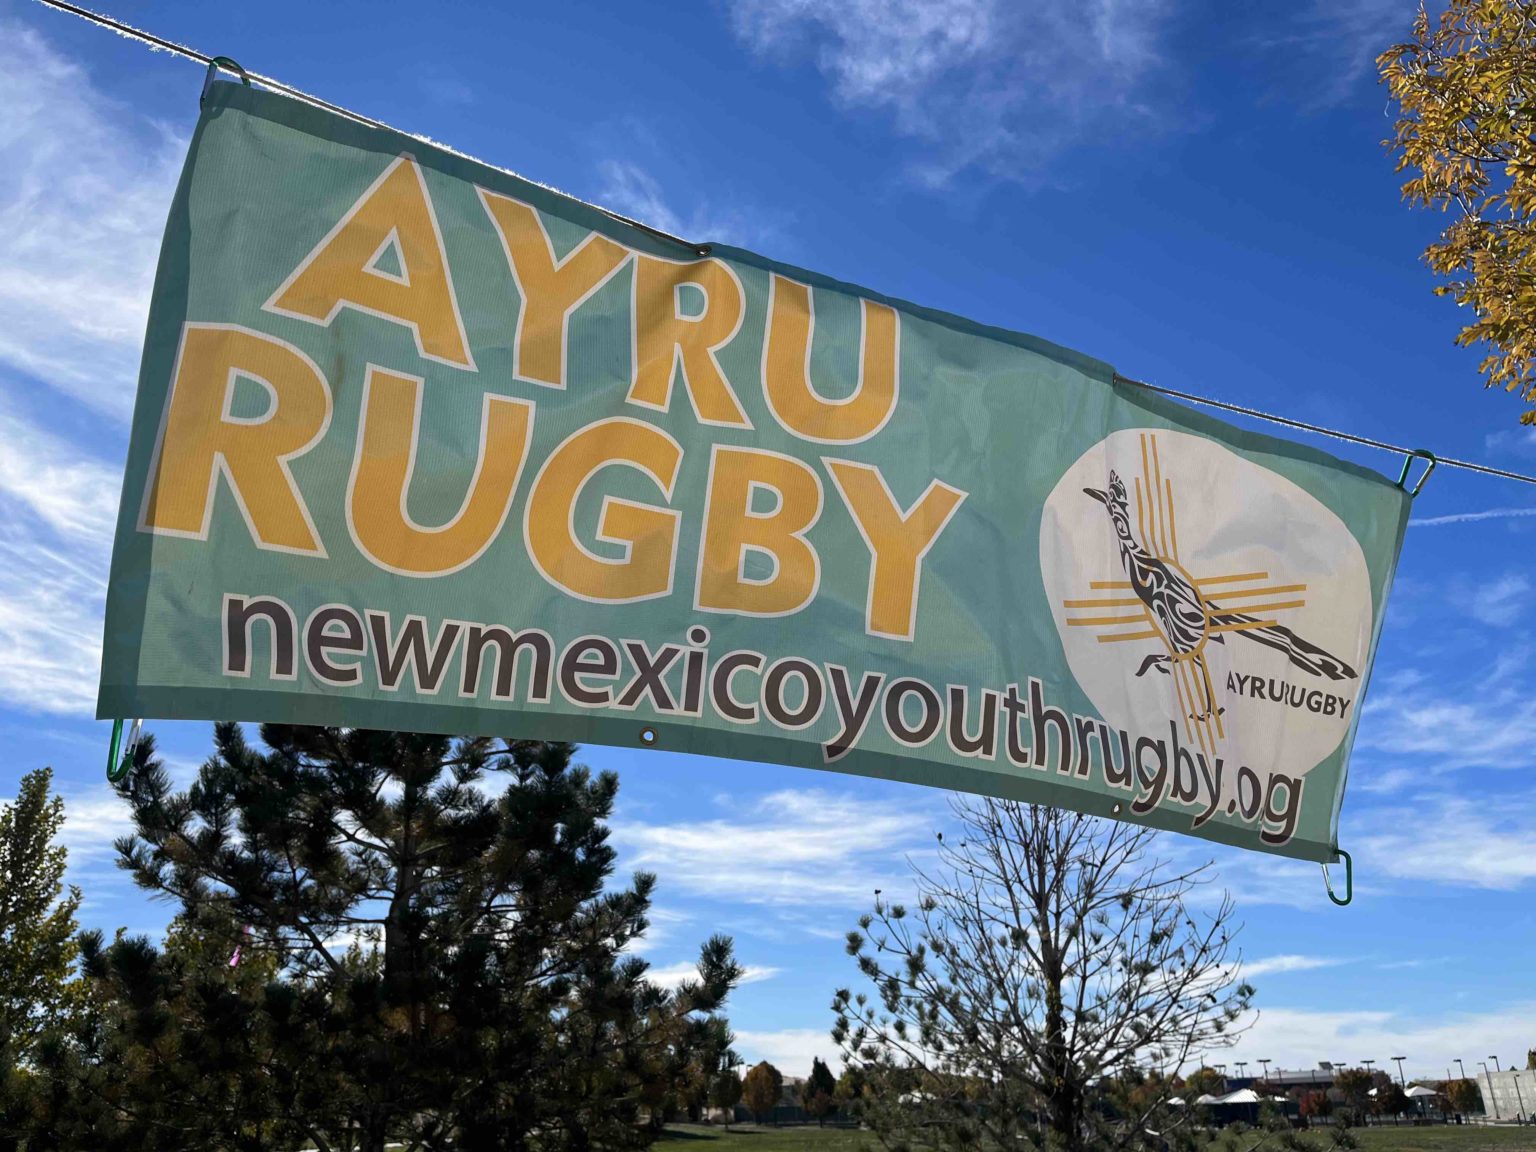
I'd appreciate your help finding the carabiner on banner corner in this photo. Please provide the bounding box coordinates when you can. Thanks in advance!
[1321,847,1353,906]
[106,717,143,784]
[200,55,251,107]
[1395,449,1437,498]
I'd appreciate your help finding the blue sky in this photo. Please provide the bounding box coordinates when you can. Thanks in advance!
[3,0,1535,1082]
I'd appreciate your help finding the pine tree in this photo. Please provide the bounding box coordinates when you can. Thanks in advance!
[803,1056,837,1126]
[636,975,739,1127]
[83,724,738,1151]
[24,914,305,1151]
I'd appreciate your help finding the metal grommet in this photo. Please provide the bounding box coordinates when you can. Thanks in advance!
[1111,802,1123,816]
[639,726,657,747]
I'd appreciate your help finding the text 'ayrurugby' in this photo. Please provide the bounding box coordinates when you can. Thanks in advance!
[137,155,966,643]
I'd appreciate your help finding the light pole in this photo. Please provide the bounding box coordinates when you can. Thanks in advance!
[1512,1073,1527,1123]
[1492,1056,1503,1074]
[1481,1061,1499,1120]
[1393,1056,1408,1087]
[1456,1058,1467,1082]
[1259,1058,1272,1081]
[1237,1062,1249,1082]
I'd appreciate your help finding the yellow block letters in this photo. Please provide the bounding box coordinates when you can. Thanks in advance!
[348,366,534,577]
[525,417,683,603]
[266,155,475,370]
[629,256,750,427]
[764,274,899,444]
[825,458,967,641]
[697,446,823,617]
[139,323,331,555]
[477,190,630,389]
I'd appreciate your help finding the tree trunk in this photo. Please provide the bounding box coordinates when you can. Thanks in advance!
[1040,896,1080,1151]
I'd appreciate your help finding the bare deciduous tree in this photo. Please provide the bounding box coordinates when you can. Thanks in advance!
[832,799,1253,1152]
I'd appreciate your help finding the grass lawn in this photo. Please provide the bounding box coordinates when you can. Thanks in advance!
[659,1123,1536,1151]
[1352,1126,1536,1152]
[659,1125,867,1149]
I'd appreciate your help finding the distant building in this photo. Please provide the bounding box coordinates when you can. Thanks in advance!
[713,1076,813,1125]
[1480,1069,1536,1122]
[1229,1067,1339,1096]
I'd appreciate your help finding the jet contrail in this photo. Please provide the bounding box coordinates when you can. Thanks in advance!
[1409,507,1536,527]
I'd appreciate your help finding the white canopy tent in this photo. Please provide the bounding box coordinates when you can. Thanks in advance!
[1217,1089,1263,1105]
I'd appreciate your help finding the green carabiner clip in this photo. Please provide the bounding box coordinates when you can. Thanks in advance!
[106,718,142,784]
[1395,449,1437,498]
[1322,847,1353,907]
[200,55,251,107]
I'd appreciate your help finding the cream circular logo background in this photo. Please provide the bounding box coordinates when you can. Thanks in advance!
[1039,428,1372,783]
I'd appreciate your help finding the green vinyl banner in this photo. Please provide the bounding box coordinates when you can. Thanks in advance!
[99,82,1412,863]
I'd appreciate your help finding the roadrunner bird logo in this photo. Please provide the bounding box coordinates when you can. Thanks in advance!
[1064,432,1359,757]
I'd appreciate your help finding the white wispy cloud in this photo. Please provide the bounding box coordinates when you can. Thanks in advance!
[0,404,120,715]
[1465,574,1531,628]
[613,786,942,908]
[1355,651,1535,774]
[646,961,780,990]
[0,405,119,541]
[0,20,183,419]
[734,1027,836,1078]
[1376,955,1451,971]
[1167,837,1321,911]
[1337,634,1533,886]
[0,21,179,717]
[1484,427,1536,457]
[1354,793,1536,890]
[1226,999,1536,1079]
[594,159,786,251]
[1252,0,1408,109]
[414,70,476,107]
[725,0,1176,185]
[634,905,692,952]
[55,782,136,885]
[1350,765,1416,796]
[1242,953,1346,979]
